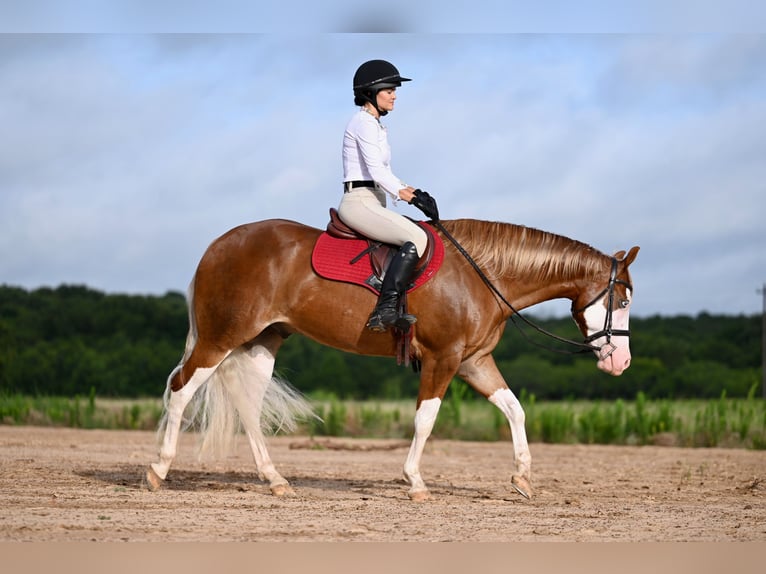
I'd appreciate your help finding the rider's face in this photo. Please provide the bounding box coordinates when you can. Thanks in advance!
[376,88,397,113]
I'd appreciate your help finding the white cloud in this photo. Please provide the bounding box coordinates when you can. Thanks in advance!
[0,34,763,315]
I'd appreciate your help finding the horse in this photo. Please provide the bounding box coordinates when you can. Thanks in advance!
[145,216,639,501]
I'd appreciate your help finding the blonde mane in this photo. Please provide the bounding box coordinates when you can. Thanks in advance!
[440,219,607,283]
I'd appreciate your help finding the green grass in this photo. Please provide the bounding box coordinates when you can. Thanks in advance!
[0,390,163,430]
[302,385,766,449]
[520,387,766,449]
[2,385,765,449]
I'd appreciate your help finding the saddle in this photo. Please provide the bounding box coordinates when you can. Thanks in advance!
[325,208,436,291]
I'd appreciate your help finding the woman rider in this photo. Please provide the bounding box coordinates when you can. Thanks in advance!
[339,59,429,333]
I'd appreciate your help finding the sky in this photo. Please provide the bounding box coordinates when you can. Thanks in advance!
[1,8,765,318]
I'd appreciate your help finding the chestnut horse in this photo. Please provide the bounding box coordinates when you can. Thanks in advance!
[145,217,639,500]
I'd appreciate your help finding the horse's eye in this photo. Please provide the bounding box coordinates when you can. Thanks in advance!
[619,299,630,309]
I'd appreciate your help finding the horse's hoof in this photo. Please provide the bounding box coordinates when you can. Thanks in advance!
[270,483,297,497]
[511,475,533,499]
[407,489,431,502]
[145,467,164,492]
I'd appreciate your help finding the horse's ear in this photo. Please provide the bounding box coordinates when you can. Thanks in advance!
[622,246,640,267]
[613,249,626,259]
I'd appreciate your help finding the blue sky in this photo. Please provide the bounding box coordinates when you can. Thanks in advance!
[1,29,764,317]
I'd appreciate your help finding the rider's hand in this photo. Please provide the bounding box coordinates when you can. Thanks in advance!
[398,186,416,203]
[408,189,440,221]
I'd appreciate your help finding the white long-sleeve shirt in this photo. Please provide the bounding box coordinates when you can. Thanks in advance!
[342,109,405,200]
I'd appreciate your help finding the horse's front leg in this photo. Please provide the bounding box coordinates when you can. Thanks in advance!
[458,353,533,499]
[403,397,443,501]
[403,357,459,501]
[488,387,533,498]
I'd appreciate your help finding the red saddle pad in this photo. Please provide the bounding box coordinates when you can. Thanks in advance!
[311,223,445,294]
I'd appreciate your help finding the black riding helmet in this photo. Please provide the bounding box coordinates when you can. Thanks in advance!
[353,59,411,116]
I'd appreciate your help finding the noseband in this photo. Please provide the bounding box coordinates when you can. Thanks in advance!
[574,257,632,360]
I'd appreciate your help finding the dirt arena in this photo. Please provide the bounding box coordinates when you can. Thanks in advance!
[0,425,764,543]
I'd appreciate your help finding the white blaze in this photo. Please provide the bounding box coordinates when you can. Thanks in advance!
[583,288,632,376]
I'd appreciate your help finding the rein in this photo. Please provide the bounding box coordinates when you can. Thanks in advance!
[431,220,629,358]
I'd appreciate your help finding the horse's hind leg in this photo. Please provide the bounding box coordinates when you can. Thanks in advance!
[145,355,226,491]
[223,330,295,497]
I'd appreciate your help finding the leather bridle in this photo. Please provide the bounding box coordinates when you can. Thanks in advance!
[573,257,633,360]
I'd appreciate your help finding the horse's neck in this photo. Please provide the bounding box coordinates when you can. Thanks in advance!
[443,219,606,309]
[504,231,606,309]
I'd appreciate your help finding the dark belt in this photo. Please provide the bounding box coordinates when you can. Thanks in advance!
[343,180,375,192]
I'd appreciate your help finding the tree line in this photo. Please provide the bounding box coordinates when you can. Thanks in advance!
[0,284,761,400]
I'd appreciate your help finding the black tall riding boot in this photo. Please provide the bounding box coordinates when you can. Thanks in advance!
[366,241,419,333]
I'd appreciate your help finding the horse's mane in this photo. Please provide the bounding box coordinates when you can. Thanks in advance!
[440,219,607,283]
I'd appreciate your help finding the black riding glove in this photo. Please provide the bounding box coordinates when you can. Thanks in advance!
[409,189,440,222]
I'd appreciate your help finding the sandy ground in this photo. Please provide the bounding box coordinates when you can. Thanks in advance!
[0,425,764,543]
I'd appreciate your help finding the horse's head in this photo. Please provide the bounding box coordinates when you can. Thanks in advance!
[571,246,640,376]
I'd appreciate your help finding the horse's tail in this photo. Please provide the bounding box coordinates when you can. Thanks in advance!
[178,279,199,366]
[157,279,315,458]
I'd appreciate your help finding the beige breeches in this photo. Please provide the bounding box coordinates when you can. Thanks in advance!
[337,187,428,257]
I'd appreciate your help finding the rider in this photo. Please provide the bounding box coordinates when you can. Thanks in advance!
[339,59,429,333]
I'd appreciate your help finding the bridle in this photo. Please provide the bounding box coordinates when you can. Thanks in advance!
[432,220,632,359]
[572,257,633,360]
